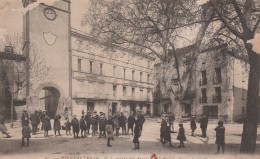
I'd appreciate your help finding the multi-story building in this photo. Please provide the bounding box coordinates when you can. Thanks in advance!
[20,0,154,118]
[154,45,250,122]
[71,29,154,117]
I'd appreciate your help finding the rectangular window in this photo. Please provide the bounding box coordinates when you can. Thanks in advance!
[214,68,222,84]
[77,59,82,72]
[147,74,150,83]
[113,85,117,97]
[213,87,222,103]
[200,88,207,103]
[113,66,116,77]
[147,89,150,99]
[140,89,143,98]
[132,87,135,97]
[124,68,126,79]
[123,86,126,96]
[132,70,135,80]
[90,61,93,73]
[148,61,150,68]
[100,63,103,75]
[140,72,143,82]
[242,89,246,100]
[200,70,207,85]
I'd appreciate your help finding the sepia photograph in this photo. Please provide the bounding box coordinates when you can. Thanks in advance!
[0,0,260,159]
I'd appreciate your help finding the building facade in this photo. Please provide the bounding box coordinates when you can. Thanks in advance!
[154,45,250,122]
[20,0,154,118]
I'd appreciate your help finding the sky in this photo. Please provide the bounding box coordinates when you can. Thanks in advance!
[0,0,90,38]
[0,0,259,53]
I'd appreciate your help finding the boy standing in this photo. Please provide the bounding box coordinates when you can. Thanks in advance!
[215,121,225,154]
[22,121,31,147]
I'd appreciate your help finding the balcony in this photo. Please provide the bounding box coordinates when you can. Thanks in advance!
[213,76,222,84]
[213,95,222,103]
[199,79,207,86]
[73,92,108,99]
[120,95,151,102]
[199,96,207,103]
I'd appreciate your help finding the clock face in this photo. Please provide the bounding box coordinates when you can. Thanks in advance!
[44,8,57,21]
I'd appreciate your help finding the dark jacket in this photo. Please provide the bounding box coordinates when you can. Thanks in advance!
[71,117,80,132]
[43,115,51,131]
[190,118,197,130]
[30,113,40,126]
[21,112,29,126]
[54,116,61,131]
[119,115,127,127]
[215,126,225,145]
[22,125,31,138]
[80,117,87,130]
[128,115,135,127]
[200,116,208,129]
[99,116,107,131]
[177,127,186,141]
[64,120,71,131]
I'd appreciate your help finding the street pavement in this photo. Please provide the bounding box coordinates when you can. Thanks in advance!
[0,118,260,159]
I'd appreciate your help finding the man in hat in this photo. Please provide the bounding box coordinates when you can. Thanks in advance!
[91,111,99,136]
[71,115,80,139]
[127,111,135,135]
[21,110,29,126]
[30,110,40,135]
[80,115,87,138]
[190,115,197,136]
[99,112,107,138]
[85,111,92,134]
[200,115,208,138]
[119,112,127,135]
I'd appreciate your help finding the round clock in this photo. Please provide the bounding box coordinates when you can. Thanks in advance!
[44,8,57,21]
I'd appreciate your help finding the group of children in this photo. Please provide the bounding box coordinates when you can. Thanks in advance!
[160,114,226,153]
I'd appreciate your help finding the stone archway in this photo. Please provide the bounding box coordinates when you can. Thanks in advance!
[39,87,61,119]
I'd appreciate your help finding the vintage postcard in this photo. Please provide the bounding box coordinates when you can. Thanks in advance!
[0,0,259,159]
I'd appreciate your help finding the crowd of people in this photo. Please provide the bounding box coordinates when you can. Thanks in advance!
[160,113,225,154]
[1,110,225,153]
[18,109,145,149]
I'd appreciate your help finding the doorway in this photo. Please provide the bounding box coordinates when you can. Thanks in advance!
[87,102,95,112]
[112,102,117,115]
[39,87,60,119]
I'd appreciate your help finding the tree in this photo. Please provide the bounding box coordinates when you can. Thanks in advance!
[197,0,260,153]
[0,34,50,127]
[82,0,214,120]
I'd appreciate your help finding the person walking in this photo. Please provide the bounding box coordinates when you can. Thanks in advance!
[190,116,197,136]
[113,113,120,136]
[43,111,51,138]
[215,121,225,154]
[71,115,80,139]
[21,121,31,147]
[0,114,11,138]
[80,115,87,138]
[85,111,92,135]
[106,116,114,147]
[99,112,107,138]
[21,110,29,126]
[133,116,142,149]
[177,123,186,148]
[200,115,208,138]
[127,111,135,135]
[64,118,71,135]
[119,112,127,135]
[30,110,40,135]
[54,115,61,136]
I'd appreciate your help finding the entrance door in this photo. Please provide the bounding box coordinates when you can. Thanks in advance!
[112,103,117,115]
[87,102,94,112]
[185,104,191,115]
[39,87,60,119]
[163,104,169,113]
[130,103,136,115]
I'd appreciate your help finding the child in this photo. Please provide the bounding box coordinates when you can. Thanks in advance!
[22,121,31,147]
[54,115,61,136]
[160,118,167,143]
[106,116,114,147]
[71,115,80,139]
[215,121,225,154]
[133,116,142,149]
[177,123,186,148]
[190,116,197,136]
[64,118,71,135]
